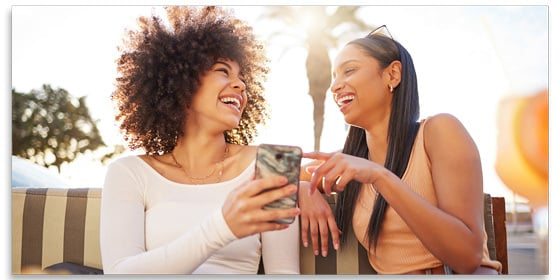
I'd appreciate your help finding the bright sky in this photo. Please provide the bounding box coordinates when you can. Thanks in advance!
[11,5,547,202]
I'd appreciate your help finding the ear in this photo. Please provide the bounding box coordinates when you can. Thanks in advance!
[386,60,402,89]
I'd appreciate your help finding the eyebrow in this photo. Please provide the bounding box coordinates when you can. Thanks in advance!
[215,61,232,70]
[215,60,245,81]
[332,59,360,77]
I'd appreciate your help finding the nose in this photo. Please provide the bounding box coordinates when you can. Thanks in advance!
[330,77,343,94]
[231,76,246,93]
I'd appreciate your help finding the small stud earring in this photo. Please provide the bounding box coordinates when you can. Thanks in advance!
[389,85,394,92]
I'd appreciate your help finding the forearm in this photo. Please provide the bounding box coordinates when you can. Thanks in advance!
[374,170,483,273]
[101,209,237,274]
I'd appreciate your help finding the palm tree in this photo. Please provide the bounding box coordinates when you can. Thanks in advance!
[260,6,373,151]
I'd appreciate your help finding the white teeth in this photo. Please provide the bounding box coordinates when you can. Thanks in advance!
[336,95,355,106]
[219,97,241,110]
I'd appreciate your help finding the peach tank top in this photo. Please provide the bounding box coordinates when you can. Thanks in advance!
[352,119,502,274]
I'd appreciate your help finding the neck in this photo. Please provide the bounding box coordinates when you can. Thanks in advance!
[173,131,228,169]
[174,112,232,164]
[364,112,390,165]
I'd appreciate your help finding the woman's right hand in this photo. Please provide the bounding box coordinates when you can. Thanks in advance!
[222,175,301,239]
[298,181,340,257]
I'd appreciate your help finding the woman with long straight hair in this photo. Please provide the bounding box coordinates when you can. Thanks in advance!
[303,27,502,274]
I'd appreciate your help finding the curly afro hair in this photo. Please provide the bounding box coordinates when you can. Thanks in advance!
[112,6,269,155]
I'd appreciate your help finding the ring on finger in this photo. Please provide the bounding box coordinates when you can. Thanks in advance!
[333,175,342,192]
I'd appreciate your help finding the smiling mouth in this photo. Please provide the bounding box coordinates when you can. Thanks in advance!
[335,94,355,107]
[219,96,242,112]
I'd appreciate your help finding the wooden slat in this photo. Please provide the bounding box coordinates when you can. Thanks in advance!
[315,237,337,274]
[336,226,359,274]
[483,194,497,260]
[492,197,508,274]
[299,241,316,274]
[299,218,316,275]
[315,197,337,274]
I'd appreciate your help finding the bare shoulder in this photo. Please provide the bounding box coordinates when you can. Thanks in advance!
[424,113,464,133]
[424,113,469,140]
[423,113,479,159]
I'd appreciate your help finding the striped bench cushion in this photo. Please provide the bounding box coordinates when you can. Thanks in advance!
[11,187,500,274]
[12,187,373,274]
[12,188,102,274]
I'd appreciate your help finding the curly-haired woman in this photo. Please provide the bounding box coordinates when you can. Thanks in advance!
[100,6,307,274]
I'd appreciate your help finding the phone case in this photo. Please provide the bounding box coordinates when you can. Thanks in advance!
[255,144,302,224]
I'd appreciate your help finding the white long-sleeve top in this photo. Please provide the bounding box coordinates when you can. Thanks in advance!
[100,156,299,274]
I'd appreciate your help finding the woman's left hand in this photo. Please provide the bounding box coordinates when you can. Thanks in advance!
[303,151,383,195]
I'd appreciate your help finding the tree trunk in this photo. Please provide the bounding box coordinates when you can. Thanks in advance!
[305,40,331,151]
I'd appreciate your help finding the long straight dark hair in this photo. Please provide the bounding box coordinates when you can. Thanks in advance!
[335,34,420,251]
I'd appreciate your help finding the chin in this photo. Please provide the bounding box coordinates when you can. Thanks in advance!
[342,113,368,130]
[223,118,241,130]
[342,113,358,126]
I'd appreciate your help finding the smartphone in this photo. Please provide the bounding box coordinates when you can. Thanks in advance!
[255,144,302,224]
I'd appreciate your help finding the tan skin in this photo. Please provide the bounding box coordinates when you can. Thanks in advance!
[304,44,485,274]
[138,59,342,257]
[298,181,341,257]
[139,59,304,238]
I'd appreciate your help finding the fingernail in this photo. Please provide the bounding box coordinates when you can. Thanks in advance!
[314,250,319,256]
[303,242,308,247]
[322,250,327,257]
[334,243,339,250]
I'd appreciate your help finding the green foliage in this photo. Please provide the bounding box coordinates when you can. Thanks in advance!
[12,84,106,170]
[100,144,126,164]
